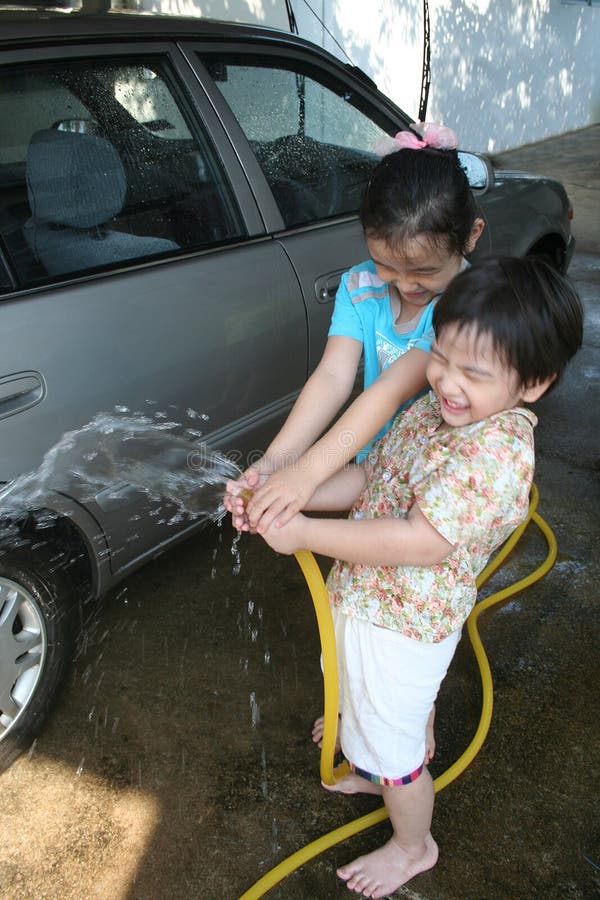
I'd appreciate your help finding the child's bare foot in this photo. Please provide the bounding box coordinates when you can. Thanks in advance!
[321,771,383,796]
[312,715,341,753]
[337,832,438,898]
[424,705,436,764]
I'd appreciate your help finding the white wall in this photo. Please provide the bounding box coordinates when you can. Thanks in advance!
[293,0,600,153]
[138,0,600,153]
[137,0,288,29]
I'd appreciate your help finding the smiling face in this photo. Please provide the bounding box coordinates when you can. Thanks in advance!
[426,324,530,427]
[366,234,466,322]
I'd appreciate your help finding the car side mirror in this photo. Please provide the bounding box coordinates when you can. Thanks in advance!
[458,151,494,192]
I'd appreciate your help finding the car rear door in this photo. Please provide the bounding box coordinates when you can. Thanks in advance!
[0,41,307,578]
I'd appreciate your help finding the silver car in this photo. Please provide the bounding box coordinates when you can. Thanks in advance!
[0,10,575,769]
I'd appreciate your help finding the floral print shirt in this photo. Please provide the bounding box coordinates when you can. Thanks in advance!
[326,391,537,642]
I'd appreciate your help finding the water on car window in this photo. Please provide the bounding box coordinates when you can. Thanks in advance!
[0,57,245,289]
[199,54,394,227]
[102,65,191,141]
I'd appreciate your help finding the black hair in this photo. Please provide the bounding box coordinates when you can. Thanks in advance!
[432,257,583,391]
[360,147,478,255]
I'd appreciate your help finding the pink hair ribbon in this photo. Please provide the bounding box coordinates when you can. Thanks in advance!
[375,122,458,157]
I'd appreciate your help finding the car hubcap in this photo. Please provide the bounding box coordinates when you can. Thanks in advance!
[0,577,46,741]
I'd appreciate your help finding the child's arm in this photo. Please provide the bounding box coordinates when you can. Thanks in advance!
[262,500,452,567]
[302,463,368,512]
[223,335,362,528]
[246,348,429,533]
[259,335,363,470]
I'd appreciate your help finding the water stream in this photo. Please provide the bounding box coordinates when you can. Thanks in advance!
[0,406,244,529]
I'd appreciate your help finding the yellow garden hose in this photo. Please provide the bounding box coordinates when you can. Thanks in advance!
[240,484,557,899]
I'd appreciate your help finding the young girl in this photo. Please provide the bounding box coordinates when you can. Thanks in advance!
[226,123,485,534]
[258,257,583,898]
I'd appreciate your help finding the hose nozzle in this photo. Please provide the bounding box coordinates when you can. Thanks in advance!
[238,488,254,506]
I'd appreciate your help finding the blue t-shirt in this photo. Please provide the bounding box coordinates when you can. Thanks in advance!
[328,259,436,456]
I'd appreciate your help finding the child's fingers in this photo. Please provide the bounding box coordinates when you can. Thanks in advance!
[254,496,294,534]
[222,493,245,514]
[245,468,263,488]
[244,482,273,519]
[246,488,285,528]
[269,500,301,529]
[231,513,250,531]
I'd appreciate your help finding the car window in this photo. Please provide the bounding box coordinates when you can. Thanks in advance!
[0,57,246,289]
[198,53,395,228]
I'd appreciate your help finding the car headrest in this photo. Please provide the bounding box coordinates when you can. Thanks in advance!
[26,129,127,229]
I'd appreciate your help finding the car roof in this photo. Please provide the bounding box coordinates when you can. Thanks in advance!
[0,9,383,105]
[0,9,323,53]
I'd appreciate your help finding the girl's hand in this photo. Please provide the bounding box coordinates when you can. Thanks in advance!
[246,467,318,534]
[261,512,308,555]
[222,468,269,531]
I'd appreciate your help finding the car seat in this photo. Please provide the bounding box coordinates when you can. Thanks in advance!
[24,128,178,276]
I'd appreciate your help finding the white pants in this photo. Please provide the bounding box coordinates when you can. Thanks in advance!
[334,609,462,781]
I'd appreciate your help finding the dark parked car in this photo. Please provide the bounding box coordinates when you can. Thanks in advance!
[0,10,575,769]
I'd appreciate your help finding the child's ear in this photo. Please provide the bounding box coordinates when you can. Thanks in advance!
[465,218,485,254]
[521,375,556,403]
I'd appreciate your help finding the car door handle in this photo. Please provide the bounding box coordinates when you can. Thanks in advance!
[314,270,344,304]
[0,371,45,419]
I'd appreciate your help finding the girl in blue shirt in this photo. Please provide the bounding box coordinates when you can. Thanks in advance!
[228,124,484,525]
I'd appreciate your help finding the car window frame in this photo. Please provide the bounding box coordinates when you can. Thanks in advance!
[180,41,412,235]
[0,40,268,296]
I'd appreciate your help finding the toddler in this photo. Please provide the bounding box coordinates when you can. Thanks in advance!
[259,257,583,897]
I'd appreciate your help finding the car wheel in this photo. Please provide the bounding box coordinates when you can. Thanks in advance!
[0,550,75,772]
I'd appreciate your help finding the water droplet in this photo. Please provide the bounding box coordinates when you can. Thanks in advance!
[261,745,268,798]
[250,691,260,728]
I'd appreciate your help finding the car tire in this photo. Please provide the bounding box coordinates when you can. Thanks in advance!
[0,549,75,772]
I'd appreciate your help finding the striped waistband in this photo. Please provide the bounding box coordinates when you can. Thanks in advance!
[349,761,424,787]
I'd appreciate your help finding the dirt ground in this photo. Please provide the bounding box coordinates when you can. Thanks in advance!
[1,125,599,900]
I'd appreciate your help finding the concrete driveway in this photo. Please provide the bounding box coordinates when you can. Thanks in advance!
[1,125,598,900]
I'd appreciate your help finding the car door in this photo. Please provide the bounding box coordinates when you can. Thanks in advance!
[183,44,411,372]
[0,42,307,578]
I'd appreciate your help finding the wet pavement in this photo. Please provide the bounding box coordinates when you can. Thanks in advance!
[1,125,599,900]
